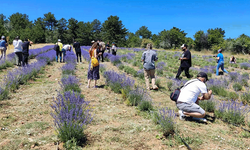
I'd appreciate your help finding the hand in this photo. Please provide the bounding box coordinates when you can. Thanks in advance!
[208,90,212,95]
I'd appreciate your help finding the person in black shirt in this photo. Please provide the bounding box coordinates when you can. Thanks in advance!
[73,41,82,63]
[21,39,33,66]
[175,44,191,80]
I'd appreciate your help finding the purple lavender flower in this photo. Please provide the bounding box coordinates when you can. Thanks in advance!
[51,91,93,143]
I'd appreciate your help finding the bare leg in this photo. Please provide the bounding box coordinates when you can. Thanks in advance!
[94,80,97,87]
[87,79,91,88]
[183,112,205,118]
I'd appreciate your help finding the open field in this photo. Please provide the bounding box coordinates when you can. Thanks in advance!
[0,45,250,150]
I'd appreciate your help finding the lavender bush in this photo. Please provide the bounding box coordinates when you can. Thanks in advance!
[215,100,250,125]
[103,70,134,97]
[62,63,76,75]
[240,62,250,70]
[51,91,92,145]
[152,107,176,136]
[60,75,81,93]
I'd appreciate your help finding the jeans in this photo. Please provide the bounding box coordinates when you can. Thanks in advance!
[56,51,62,62]
[216,62,228,75]
[22,53,29,66]
[62,49,66,62]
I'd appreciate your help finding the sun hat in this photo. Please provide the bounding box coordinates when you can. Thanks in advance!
[197,72,209,81]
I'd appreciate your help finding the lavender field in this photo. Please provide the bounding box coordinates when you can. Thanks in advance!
[0,46,249,149]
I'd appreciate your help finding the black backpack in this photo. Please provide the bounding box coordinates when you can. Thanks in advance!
[54,44,59,51]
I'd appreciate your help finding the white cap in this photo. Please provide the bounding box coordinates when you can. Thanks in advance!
[181,44,185,48]
[1,36,5,39]
[58,39,61,42]
[91,40,95,43]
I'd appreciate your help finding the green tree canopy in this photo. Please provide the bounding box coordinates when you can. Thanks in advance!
[101,15,128,46]
[135,26,152,39]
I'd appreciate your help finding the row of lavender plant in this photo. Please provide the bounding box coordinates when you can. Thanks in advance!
[0,50,56,100]
[101,52,177,136]
[0,45,53,70]
[51,51,92,147]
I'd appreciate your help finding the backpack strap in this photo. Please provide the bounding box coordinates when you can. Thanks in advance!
[180,79,199,89]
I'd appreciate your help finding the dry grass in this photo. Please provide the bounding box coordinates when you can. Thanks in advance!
[0,46,249,149]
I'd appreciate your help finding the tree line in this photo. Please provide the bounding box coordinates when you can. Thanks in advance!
[0,12,249,54]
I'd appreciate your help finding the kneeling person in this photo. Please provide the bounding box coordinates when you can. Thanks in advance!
[176,72,212,121]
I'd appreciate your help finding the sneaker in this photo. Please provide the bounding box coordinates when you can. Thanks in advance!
[192,117,207,123]
[86,85,90,88]
[93,86,98,88]
[178,110,186,120]
[153,87,159,90]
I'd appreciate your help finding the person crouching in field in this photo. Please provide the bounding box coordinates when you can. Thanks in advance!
[0,36,8,60]
[62,44,71,62]
[141,43,158,90]
[229,55,236,64]
[176,72,213,122]
[216,49,228,76]
[73,41,82,63]
[13,36,23,66]
[22,38,33,66]
[87,42,101,88]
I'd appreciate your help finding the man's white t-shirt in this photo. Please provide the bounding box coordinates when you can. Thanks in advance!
[63,45,71,50]
[178,79,207,103]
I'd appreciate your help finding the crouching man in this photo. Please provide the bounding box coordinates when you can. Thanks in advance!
[176,72,213,122]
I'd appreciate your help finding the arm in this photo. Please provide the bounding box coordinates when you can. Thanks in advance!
[202,90,212,100]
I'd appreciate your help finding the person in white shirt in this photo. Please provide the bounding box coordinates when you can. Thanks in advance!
[13,36,23,66]
[62,44,71,62]
[176,72,212,121]
[111,42,117,56]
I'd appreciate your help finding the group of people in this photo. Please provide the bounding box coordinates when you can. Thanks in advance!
[139,43,237,122]
[12,36,33,66]
[54,39,72,63]
[86,40,118,88]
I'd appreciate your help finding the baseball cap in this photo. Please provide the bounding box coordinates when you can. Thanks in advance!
[58,39,61,42]
[181,44,187,48]
[197,72,209,81]
[1,36,5,39]
[91,40,95,43]
[218,49,222,53]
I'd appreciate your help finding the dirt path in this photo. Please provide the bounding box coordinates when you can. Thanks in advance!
[0,61,64,149]
[75,61,168,150]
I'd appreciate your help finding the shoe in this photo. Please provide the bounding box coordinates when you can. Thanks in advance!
[86,85,90,88]
[192,117,207,123]
[93,86,98,88]
[153,87,158,90]
[178,110,186,120]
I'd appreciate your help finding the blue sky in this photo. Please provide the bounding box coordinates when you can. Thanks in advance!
[2,0,250,39]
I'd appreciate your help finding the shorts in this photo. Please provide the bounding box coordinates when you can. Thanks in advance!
[177,102,205,115]
[0,47,6,51]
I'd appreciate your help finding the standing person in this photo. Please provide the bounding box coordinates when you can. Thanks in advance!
[55,39,63,62]
[87,42,100,88]
[177,72,213,122]
[21,39,33,66]
[175,44,192,80]
[13,36,23,66]
[141,43,158,90]
[99,40,105,62]
[111,42,117,56]
[106,42,111,53]
[62,44,71,62]
[216,49,228,76]
[0,36,8,60]
[73,41,82,63]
